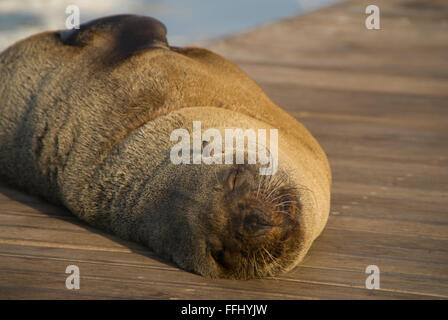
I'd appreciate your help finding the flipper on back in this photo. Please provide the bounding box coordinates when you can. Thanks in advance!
[58,14,169,64]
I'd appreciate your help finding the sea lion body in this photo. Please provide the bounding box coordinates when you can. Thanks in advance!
[0,15,331,279]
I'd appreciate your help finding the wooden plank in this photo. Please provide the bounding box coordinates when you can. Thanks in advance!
[236,63,448,96]
[211,0,448,80]
[0,252,435,300]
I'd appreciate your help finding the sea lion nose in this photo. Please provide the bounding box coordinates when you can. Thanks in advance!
[223,167,275,237]
[242,208,274,237]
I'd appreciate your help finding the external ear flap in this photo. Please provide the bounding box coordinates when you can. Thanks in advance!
[58,14,169,63]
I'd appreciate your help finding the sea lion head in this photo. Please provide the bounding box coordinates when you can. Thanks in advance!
[122,107,328,280]
[141,163,311,280]
[196,164,306,279]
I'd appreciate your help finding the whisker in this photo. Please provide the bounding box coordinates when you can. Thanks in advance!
[256,176,263,198]
[262,247,281,268]
[259,249,268,268]
[252,252,260,277]
[274,200,298,207]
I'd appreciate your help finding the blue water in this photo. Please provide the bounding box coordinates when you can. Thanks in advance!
[0,0,345,50]
[149,0,345,44]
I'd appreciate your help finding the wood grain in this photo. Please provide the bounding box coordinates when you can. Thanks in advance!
[1,0,447,299]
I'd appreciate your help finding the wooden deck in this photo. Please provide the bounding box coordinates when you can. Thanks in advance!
[1,0,447,299]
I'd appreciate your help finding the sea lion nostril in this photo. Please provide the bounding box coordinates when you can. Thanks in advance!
[243,210,273,236]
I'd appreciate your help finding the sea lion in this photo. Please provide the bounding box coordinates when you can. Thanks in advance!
[0,15,331,279]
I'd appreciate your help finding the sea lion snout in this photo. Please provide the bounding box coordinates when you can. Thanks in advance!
[201,165,303,278]
[224,167,278,238]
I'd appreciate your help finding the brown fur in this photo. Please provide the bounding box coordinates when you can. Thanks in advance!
[0,15,331,279]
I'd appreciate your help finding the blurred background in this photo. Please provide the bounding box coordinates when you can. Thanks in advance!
[0,0,344,50]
